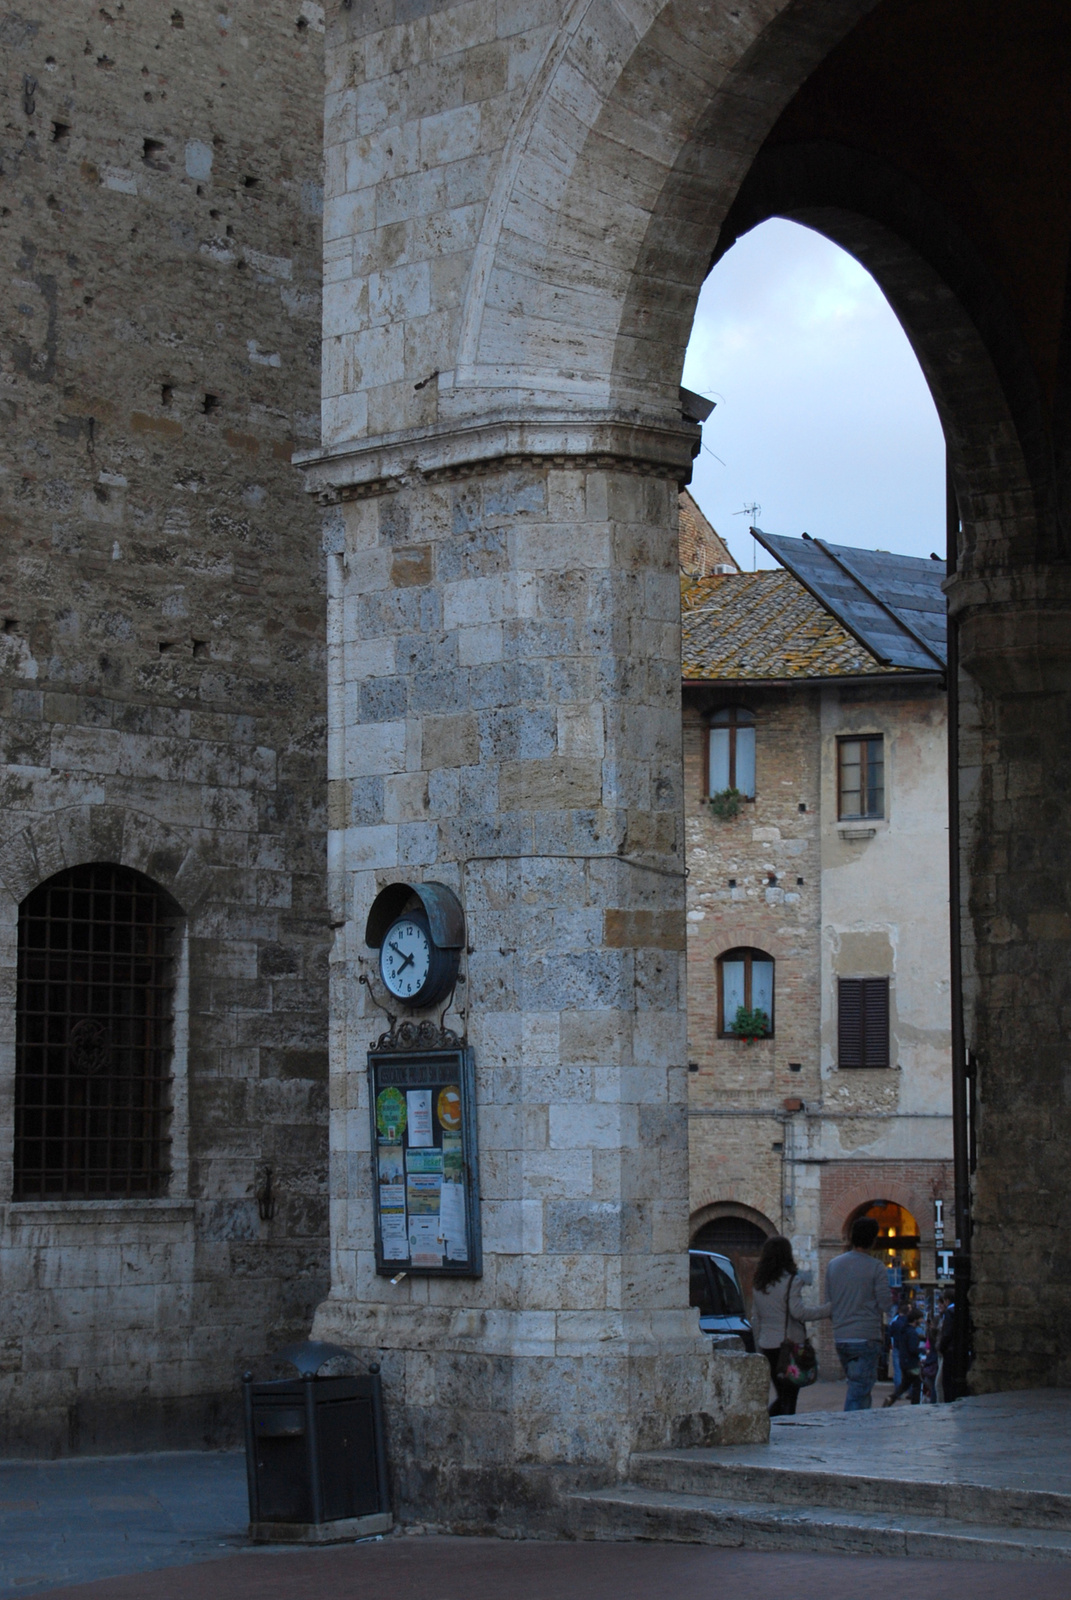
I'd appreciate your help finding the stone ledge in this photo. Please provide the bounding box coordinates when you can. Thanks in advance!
[250,1511,393,1544]
[3,1199,195,1227]
[297,413,700,494]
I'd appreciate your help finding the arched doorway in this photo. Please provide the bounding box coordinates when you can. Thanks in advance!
[847,1200,921,1291]
[691,1212,774,1303]
[317,0,1071,1511]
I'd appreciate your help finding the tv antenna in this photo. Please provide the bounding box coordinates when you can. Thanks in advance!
[733,503,761,570]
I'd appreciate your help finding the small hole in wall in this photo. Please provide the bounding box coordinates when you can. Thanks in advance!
[772,1142,783,1152]
[158,640,176,654]
[171,8,184,25]
[687,1060,699,1074]
[3,618,19,633]
[161,383,173,406]
[798,802,807,812]
[192,639,208,659]
[728,878,736,888]
[143,137,165,164]
[242,173,258,188]
[789,1062,802,1073]
[202,393,220,414]
[297,14,308,28]
[796,877,804,886]
[52,122,70,143]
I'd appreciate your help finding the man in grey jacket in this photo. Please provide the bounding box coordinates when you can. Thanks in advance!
[826,1215,894,1410]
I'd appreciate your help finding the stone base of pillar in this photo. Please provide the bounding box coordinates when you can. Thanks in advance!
[312,1296,769,1529]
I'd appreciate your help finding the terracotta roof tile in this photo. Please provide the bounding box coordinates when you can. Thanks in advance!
[681,569,901,680]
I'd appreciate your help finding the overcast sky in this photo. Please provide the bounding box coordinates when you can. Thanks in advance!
[681,218,947,571]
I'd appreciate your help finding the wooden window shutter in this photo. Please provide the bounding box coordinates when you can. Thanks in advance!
[838,977,890,1068]
[863,977,890,1068]
[838,979,864,1068]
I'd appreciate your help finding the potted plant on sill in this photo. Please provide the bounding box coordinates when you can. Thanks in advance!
[707,786,742,820]
[733,1005,770,1044]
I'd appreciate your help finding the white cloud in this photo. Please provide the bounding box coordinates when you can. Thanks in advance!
[682,219,946,570]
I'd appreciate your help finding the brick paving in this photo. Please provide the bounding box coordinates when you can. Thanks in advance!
[33,1536,1071,1600]
[5,1443,1070,1600]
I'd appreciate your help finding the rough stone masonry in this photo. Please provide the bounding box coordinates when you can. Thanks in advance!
[302,0,776,1524]
[0,2,330,1454]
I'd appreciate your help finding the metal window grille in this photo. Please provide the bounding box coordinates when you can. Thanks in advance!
[14,864,176,1200]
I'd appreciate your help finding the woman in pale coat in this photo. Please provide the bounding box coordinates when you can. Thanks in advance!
[750,1234,831,1416]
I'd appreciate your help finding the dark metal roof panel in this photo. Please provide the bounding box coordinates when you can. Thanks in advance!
[752,529,946,670]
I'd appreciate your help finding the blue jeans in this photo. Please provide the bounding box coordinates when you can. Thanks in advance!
[836,1339,882,1410]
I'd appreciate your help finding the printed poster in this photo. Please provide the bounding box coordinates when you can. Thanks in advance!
[407,1089,433,1147]
[439,1179,468,1261]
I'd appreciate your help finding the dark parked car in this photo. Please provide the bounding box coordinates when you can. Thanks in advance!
[689,1248,756,1351]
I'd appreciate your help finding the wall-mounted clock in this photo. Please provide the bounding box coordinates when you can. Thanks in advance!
[379,908,458,1007]
[365,881,464,1011]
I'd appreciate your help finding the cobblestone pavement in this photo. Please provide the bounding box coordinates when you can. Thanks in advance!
[31,1535,1071,1600]
[0,1452,247,1597]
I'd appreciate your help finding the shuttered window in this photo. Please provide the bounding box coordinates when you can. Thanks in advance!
[838,977,890,1068]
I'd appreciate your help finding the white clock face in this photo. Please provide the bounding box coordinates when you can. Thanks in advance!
[380,917,432,1000]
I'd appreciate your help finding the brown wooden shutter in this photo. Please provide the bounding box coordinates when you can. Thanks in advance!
[839,977,890,1068]
[862,977,890,1068]
[838,979,864,1068]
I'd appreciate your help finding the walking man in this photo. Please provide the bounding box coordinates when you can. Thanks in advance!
[826,1215,893,1410]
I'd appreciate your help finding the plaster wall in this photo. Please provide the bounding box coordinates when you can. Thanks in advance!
[684,675,953,1371]
[817,683,953,1149]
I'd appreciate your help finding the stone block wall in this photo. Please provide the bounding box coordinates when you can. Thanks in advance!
[311,457,769,1522]
[0,1,331,1453]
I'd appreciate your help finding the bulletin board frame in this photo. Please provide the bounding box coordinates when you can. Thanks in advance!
[367,1045,482,1278]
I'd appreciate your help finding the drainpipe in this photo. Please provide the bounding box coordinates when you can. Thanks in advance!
[946,457,972,1398]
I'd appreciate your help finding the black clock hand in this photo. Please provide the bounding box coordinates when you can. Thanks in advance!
[388,941,415,974]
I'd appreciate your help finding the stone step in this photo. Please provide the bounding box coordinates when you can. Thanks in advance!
[565,1483,1071,1564]
[630,1444,1071,1532]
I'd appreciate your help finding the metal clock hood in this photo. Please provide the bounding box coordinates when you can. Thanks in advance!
[364,880,465,951]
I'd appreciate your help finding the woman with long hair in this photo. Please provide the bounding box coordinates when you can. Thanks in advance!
[751,1234,830,1416]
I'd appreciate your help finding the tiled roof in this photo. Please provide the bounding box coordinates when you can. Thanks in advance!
[681,569,905,680]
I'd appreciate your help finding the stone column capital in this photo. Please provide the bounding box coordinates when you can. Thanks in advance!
[296,410,701,499]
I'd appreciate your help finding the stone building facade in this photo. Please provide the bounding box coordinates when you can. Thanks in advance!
[0,2,331,1454]
[299,0,1071,1518]
[1,0,1068,1502]
[682,545,954,1362]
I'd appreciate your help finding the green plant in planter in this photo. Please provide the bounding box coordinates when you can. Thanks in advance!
[733,1005,770,1044]
[708,786,742,820]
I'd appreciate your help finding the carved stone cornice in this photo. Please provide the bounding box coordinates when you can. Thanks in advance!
[296,411,701,498]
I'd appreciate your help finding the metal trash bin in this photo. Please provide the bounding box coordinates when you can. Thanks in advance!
[242,1339,391,1542]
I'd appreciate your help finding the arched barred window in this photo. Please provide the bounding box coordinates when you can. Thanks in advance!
[14,864,178,1200]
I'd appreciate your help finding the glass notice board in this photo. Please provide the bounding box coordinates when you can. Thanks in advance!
[368,1045,482,1278]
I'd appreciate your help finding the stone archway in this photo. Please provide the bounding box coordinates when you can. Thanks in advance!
[308,0,1071,1518]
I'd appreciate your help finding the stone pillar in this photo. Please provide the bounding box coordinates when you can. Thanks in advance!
[302,446,767,1523]
[955,562,1071,1389]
